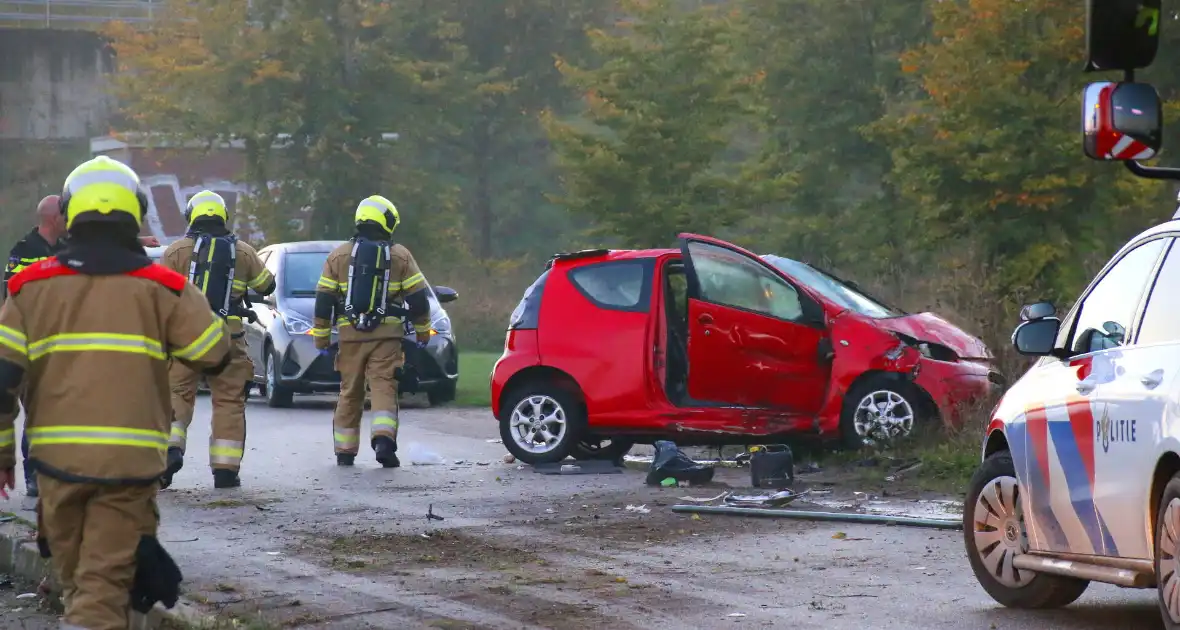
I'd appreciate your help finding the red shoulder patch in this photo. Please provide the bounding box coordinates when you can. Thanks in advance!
[128,264,187,292]
[9,259,77,296]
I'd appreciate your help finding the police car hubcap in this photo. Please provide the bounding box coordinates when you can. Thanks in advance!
[972,476,1030,589]
[1160,498,1180,622]
[510,395,567,454]
[853,390,915,443]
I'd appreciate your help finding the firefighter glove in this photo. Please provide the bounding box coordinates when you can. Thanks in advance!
[130,535,183,613]
[314,335,330,351]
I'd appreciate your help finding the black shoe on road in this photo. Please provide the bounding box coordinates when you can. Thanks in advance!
[212,469,241,489]
[160,447,184,489]
[373,438,400,469]
[336,453,356,467]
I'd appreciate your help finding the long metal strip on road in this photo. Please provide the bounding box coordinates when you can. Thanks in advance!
[671,504,965,529]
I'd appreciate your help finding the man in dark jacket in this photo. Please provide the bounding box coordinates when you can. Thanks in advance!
[2,196,65,498]
[4,196,67,296]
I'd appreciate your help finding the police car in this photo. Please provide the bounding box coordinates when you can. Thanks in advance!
[964,12,1180,624]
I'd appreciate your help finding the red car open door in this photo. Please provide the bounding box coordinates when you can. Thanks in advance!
[678,234,831,413]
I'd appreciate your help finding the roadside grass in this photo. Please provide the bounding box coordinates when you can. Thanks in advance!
[796,401,992,496]
[453,351,498,408]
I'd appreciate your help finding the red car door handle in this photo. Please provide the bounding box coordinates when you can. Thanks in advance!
[698,314,714,325]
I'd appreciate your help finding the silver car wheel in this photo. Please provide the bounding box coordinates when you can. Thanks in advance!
[266,352,276,395]
[854,389,915,441]
[1160,498,1180,623]
[509,395,567,454]
[971,476,1031,589]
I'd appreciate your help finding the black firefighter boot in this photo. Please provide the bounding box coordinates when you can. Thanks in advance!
[213,469,241,489]
[337,453,356,466]
[373,437,400,469]
[159,448,184,490]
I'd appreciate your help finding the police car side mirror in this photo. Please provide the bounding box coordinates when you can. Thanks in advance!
[1019,301,1056,322]
[1012,318,1061,356]
[1082,81,1162,161]
[434,286,458,304]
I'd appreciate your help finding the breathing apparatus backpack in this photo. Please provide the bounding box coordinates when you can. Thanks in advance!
[343,237,395,332]
[188,233,238,318]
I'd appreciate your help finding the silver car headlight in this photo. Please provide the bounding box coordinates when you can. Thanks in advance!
[283,312,314,336]
[432,313,452,335]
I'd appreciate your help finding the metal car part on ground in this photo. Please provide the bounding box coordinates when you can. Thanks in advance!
[491,233,1000,466]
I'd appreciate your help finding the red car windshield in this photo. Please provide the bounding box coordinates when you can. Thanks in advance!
[762,255,902,319]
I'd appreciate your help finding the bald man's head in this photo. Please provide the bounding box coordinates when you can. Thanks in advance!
[35,195,65,242]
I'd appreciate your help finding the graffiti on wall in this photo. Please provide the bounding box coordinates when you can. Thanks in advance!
[140,174,267,243]
[91,135,307,245]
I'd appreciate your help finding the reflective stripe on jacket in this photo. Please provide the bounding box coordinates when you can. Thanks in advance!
[160,236,274,337]
[313,241,429,342]
[3,228,62,300]
[0,259,231,482]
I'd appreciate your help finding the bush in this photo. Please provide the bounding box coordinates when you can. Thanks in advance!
[423,256,541,352]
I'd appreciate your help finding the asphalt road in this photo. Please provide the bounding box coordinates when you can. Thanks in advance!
[8,395,1166,629]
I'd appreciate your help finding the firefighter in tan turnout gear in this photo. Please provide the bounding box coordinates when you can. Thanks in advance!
[160,190,275,489]
[313,196,432,467]
[0,156,231,629]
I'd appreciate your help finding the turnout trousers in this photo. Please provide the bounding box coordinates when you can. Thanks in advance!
[168,337,253,472]
[39,476,158,630]
[332,338,402,454]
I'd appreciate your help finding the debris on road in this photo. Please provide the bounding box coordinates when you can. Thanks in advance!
[645,441,715,486]
[749,444,794,489]
[503,454,516,464]
[427,504,445,521]
[533,460,623,475]
[679,491,731,503]
[486,439,503,444]
[625,504,651,514]
[724,489,809,508]
[669,505,963,530]
[404,442,445,465]
[885,461,924,482]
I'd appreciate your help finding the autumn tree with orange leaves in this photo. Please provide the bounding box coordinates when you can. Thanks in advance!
[869,0,1170,303]
[104,0,474,241]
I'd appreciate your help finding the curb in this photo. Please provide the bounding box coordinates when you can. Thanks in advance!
[0,517,218,629]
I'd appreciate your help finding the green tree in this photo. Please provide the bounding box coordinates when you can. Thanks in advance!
[420,0,614,259]
[868,0,1169,305]
[544,0,776,248]
[737,0,929,266]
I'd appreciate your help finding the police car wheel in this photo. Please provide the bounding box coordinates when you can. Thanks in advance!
[499,382,585,466]
[964,451,1089,609]
[1154,474,1180,629]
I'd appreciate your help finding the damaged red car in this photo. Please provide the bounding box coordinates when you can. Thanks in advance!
[491,234,1003,465]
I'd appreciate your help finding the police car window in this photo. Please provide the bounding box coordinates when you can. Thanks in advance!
[1135,239,1180,345]
[1070,238,1166,354]
[568,262,647,310]
[688,241,803,321]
